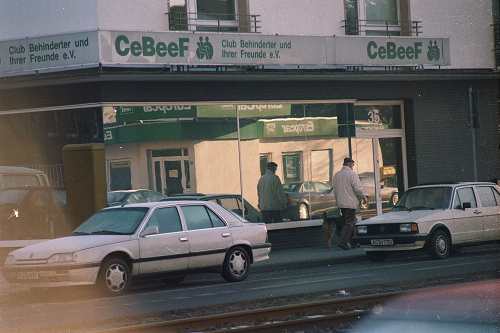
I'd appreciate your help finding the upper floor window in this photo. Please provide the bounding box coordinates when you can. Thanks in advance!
[167,0,258,32]
[344,0,419,36]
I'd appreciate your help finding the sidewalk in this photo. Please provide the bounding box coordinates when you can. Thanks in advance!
[0,245,367,299]
[253,245,366,273]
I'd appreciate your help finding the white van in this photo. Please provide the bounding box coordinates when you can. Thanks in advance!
[0,166,50,192]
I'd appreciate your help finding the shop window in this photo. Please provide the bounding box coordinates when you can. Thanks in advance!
[109,160,132,191]
[105,100,405,223]
[282,153,302,183]
[354,104,402,130]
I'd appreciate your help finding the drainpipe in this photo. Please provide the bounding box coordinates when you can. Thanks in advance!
[468,87,478,182]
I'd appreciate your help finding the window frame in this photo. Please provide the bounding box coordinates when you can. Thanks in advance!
[168,0,240,32]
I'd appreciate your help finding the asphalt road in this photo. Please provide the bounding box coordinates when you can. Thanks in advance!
[1,245,498,332]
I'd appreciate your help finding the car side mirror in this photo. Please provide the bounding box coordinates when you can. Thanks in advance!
[462,202,471,210]
[141,226,159,237]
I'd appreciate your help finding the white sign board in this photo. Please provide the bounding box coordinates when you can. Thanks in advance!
[0,30,450,76]
[0,31,99,75]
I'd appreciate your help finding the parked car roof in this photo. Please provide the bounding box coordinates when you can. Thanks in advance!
[162,193,262,223]
[107,189,166,206]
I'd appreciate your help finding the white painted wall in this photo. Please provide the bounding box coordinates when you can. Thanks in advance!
[410,0,495,68]
[0,0,98,39]
[96,0,169,32]
[249,1,343,37]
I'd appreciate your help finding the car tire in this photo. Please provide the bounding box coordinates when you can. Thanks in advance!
[366,251,388,262]
[161,275,186,284]
[390,193,399,206]
[98,257,131,296]
[222,246,250,282]
[427,230,450,260]
[298,203,310,220]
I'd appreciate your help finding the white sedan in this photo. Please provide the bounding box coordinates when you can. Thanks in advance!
[354,182,500,261]
[2,201,271,296]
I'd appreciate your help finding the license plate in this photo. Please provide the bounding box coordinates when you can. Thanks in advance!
[371,239,394,246]
[18,271,39,280]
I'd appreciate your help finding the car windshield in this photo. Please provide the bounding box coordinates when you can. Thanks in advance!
[360,176,374,187]
[283,183,301,192]
[0,189,28,205]
[107,192,128,203]
[72,207,149,235]
[393,187,452,211]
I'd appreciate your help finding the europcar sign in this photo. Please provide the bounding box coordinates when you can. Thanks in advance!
[0,30,450,75]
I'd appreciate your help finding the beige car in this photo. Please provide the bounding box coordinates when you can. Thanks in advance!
[354,182,500,261]
[2,201,271,296]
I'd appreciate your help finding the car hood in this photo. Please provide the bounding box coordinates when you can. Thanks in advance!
[9,235,133,260]
[358,209,450,225]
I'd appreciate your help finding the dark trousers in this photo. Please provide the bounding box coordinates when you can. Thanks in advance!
[262,210,282,223]
[339,208,357,245]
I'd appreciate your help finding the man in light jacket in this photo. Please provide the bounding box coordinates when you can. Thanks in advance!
[257,162,287,223]
[332,157,367,250]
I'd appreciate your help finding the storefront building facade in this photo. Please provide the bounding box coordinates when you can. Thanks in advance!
[0,1,498,246]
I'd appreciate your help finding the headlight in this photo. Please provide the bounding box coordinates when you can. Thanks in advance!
[356,225,367,234]
[400,223,418,232]
[47,253,76,263]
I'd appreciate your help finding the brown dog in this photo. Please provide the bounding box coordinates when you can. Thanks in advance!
[322,212,344,248]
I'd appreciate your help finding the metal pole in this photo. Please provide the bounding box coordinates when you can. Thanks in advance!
[347,104,353,158]
[468,87,478,182]
[237,108,245,218]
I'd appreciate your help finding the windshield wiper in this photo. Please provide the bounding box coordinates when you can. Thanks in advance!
[409,206,434,210]
[90,230,126,235]
[393,206,410,211]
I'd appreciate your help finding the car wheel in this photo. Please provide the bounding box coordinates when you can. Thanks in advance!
[298,203,310,220]
[366,251,388,262]
[390,193,399,206]
[161,275,186,284]
[427,230,450,260]
[98,257,131,296]
[222,246,250,282]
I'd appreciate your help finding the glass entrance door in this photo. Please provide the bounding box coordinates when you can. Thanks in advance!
[353,101,406,219]
[152,149,190,196]
[164,160,184,195]
[355,137,404,219]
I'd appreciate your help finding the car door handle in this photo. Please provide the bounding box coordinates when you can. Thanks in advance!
[474,210,481,215]
[179,237,188,242]
[221,233,230,237]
